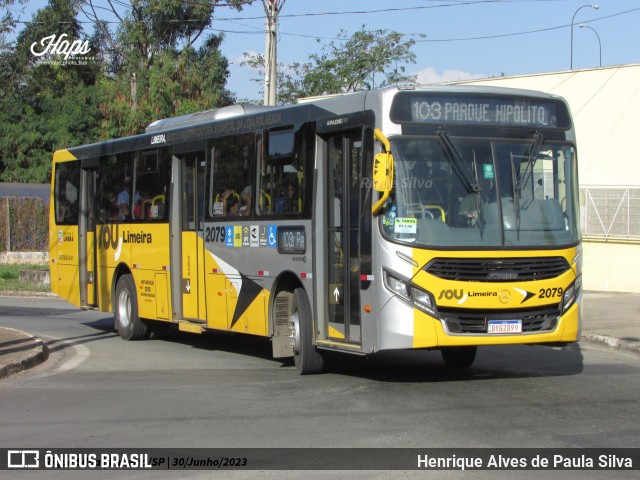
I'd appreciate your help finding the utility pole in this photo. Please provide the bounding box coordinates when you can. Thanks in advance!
[262,0,285,106]
[130,73,137,110]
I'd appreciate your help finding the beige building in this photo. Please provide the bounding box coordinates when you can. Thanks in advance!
[452,64,640,293]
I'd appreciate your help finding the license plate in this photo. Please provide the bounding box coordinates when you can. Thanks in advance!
[487,320,522,334]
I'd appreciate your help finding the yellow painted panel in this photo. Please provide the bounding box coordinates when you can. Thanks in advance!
[96,266,114,312]
[412,309,438,349]
[49,151,79,306]
[227,279,267,336]
[415,308,580,347]
[411,247,579,310]
[55,264,81,307]
[178,322,204,334]
[51,225,80,307]
[181,232,199,320]
[52,149,77,163]
[155,273,169,320]
[197,236,206,322]
[206,273,228,330]
[85,231,95,306]
[328,325,346,339]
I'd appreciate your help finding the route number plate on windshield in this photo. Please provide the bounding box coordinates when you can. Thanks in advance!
[487,320,522,334]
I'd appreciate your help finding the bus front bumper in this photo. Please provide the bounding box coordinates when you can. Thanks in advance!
[377,294,582,351]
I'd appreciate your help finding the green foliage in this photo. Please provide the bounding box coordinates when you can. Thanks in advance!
[0,0,27,53]
[0,79,101,181]
[97,34,235,138]
[0,0,250,180]
[0,0,100,182]
[244,25,421,105]
[96,0,243,137]
[0,263,49,292]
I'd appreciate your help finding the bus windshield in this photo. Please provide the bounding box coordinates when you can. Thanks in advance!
[380,135,580,248]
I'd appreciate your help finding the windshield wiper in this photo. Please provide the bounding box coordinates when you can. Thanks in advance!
[517,132,544,206]
[470,150,486,232]
[510,153,521,240]
[511,132,544,239]
[438,129,476,194]
[438,129,484,235]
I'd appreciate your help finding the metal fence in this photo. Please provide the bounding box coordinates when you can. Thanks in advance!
[581,187,640,241]
[0,197,49,252]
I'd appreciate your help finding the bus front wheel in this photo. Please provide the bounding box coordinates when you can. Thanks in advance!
[290,288,324,375]
[114,274,149,341]
[441,346,477,368]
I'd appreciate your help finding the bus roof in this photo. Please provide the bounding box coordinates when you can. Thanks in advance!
[145,104,277,134]
[56,84,569,162]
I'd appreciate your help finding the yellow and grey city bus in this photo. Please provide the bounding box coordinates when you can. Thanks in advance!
[50,85,582,374]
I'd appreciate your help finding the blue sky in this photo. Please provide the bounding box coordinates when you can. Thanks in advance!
[8,1,640,101]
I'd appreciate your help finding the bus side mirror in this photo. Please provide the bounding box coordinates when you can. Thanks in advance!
[373,152,393,192]
[372,129,394,215]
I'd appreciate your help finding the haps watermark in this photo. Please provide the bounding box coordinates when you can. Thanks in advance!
[30,34,92,65]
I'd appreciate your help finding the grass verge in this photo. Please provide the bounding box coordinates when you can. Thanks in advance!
[0,264,50,293]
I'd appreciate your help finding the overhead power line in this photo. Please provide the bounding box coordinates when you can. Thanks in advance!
[414,6,640,42]
[11,3,640,46]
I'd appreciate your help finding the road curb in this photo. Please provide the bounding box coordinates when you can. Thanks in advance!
[583,333,640,354]
[0,329,49,379]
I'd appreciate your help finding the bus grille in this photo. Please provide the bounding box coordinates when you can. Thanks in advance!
[439,307,560,334]
[424,257,570,282]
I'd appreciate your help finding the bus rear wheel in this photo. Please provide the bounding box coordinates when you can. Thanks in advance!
[441,346,477,368]
[290,288,324,375]
[114,274,149,341]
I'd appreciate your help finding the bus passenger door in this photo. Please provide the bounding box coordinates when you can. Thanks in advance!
[323,127,372,346]
[175,151,207,322]
[79,167,97,308]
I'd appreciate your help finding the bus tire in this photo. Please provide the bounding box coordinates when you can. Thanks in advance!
[149,321,172,340]
[114,274,149,341]
[291,288,324,375]
[441,346,477,368]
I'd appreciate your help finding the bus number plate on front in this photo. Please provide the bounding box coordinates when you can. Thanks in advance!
[487,320,522,334]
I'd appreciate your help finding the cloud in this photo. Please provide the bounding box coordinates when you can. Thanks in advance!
[231,50,260,66]
[413,67,486,85]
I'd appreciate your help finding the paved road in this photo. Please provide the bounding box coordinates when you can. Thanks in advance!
[0,296,639,479]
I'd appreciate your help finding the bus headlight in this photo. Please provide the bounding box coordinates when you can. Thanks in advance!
[383,270,436,316]
[384,271,411,302]
[411,287,437,315]
[562,275,582,312]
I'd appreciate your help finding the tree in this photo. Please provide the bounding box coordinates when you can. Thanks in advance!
[87,0,250,137]
[0,0,255,181]
[0,0,26,54]
[243,25,422,105]
[0,0,101,182]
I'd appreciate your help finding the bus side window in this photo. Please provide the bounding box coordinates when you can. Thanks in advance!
[54,161,80,225]
[96,152,134,223]
[134,149,170,222]
[206,134,256,220]
[259,126,307,217]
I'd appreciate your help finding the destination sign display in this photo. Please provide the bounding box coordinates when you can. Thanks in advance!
[277,226,306,254]
[391,92,571,129]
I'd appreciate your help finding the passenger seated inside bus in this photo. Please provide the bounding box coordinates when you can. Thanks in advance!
[239,186,252,216]
[275,183,298,214]
[133,186,154,220]
[103,189,120,222]
[221,189,240,216]
[117,175,132,220]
